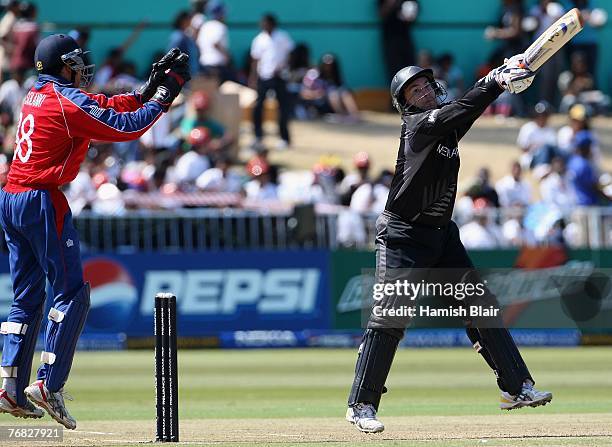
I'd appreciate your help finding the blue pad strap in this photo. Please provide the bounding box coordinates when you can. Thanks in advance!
[38,283,90,392]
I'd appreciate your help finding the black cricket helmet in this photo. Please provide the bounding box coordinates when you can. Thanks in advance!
[34,34,95,88]
[390,65,446,114]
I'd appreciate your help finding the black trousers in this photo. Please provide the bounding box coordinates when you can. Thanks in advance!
[348,211,532,409]
[252,76,291,143]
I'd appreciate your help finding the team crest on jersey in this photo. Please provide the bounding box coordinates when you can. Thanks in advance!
[36,61,43,71]
[89,105,105,119]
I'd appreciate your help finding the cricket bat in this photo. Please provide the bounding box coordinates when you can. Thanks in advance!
[520,7,584,71]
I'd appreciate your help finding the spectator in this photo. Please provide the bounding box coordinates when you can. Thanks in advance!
[496,161,532,208]
[9,1,37,73]
[516,101,557,171]
[168,10,200,75]
[195,155,242,193]
[478,49,514,117]
[435,53,464,101]
[68,27,90,51]
[196,1,231,83]
[469,167,500,207]
[65,161,97,215]
[340,151,372,200]
[287,43,311,119]
[307,158,343,204]
[540,156,576,212]
[484,0,525,58]
[250,13,294,150]
[378,0,418,83]
[0,0,20,78]
[0,68,28,120]
[180,90,234,153]
[557,103,601,165]
[416,49,434,70]
[566,130,603,205]
[302,53,360,123]
[244,156,278,200]
[106,60,142,94]
[189,0,208,39]
[558,51,594,111]
[92,21,147,92]
[526,1,565,104]
[93,48,123,92]
[459,198,505,249]
[567,0,607,78]
[140,108,182,156]
[172,127,212,189]
[350,169,393,215]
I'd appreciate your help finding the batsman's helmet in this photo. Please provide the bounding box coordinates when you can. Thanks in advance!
[390,65,445,114]
[34,34,95,88]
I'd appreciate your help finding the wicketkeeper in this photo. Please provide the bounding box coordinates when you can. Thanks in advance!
[0,34,190,429]
[346,56,553,433]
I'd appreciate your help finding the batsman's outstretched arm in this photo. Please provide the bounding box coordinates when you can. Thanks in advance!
[410,78,504,138]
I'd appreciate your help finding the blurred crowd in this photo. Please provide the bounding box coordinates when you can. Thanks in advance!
[0,0,610,249]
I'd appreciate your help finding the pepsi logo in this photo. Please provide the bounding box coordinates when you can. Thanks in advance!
[83,257,138,331]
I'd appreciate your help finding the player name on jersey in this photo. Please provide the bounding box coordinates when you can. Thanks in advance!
[23,91,47,108]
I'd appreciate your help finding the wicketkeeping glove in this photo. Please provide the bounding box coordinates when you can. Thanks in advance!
[151,53,191,109]
[139,47,182,102]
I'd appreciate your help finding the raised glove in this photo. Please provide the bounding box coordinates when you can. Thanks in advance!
[151,53,191,108]
[139,48,182,102]
[495,64,535,94]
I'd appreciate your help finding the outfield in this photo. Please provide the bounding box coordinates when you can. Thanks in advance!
[4,347,612,446]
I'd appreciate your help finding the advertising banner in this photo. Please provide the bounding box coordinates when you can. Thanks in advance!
[0,251,331,337]
[331,247,612,336]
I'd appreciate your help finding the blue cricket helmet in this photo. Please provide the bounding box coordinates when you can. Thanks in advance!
[34,34,95,88]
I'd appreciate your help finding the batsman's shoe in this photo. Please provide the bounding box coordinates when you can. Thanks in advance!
[346,403,385,433]
[500,382,553,410]
[0,389,44,419]
[24,380,76,429]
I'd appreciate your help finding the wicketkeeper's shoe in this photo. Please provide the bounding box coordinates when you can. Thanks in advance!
[0,388,44,419]
[24,380,76,429]
[500,381,553,410]
[346,403,385,433]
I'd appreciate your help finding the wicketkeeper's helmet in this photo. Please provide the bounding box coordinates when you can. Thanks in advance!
[34,34,95,88]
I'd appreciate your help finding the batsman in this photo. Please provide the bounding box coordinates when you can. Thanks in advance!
[0,34,190,428]
[345,56,552,433]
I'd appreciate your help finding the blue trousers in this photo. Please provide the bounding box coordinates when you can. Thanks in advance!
[0,188,84,400]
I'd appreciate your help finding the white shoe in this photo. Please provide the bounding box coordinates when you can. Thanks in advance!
[24,380,76,429]
[0,389,44,419]
[346,403,385,433]
[500,381,553,410]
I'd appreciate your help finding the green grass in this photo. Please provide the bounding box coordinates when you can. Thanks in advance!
[63,347,612,421]
[5,347,612,446]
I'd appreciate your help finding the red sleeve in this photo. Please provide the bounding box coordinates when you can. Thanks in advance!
[84,91,143,112]
[55,85,163,142]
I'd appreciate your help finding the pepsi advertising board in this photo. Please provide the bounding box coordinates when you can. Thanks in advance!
[0,251,331,337]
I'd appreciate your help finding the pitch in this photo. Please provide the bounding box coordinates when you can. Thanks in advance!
[5,347,612,446]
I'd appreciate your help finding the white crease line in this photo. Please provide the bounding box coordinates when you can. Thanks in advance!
[73,430,117,435]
